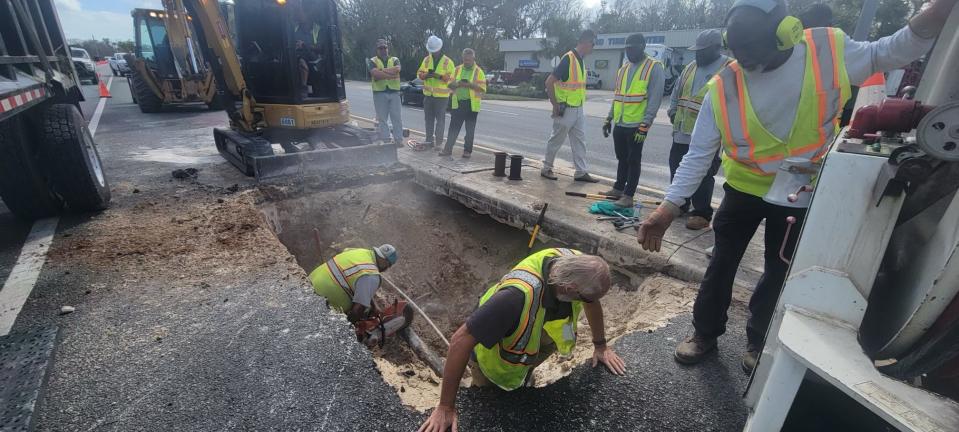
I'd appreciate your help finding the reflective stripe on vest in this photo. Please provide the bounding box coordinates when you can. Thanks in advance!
[674,58,732,135]
[450,64,487,112]
[419,55,455,98]
[709,27,851,197]
[554,51,586,107]
[611,58,658,124]
[473,248,584,391]
[370,56,400,91]
[309,248,380,311]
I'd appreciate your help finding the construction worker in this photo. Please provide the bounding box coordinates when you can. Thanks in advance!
[418,248,626,432]
[309,244,398,323]
[439,48,486,158]
[541,30,599,183]
[601,33,665,208]
[666,29,731,230]
[368,39,404,145]
[637,0,957,374]
[417,36,456,149]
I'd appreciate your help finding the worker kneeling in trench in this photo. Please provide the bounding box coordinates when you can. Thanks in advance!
[420,248,627,431]
[309,244,397,323]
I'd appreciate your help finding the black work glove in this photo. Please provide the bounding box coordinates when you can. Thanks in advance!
[602,118,612,138]
[634,123,650,144]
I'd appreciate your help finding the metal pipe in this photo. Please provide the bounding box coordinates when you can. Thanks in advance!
[381,275,450,347]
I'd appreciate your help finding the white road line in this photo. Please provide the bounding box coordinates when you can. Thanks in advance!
[0,218,59,336]
[0,78,113,335]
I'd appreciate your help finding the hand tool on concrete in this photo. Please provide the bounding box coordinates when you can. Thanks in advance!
[528,203,549,251]
[566,191,662,206]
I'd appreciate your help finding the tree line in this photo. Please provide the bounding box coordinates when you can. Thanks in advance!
[337,0,914,80]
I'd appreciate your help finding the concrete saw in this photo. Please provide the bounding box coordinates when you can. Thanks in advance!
[355,299,414,347]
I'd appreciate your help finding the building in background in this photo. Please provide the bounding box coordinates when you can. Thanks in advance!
[499,29,714,92]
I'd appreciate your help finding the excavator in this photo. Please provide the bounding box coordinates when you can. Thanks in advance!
[160,0,394,180]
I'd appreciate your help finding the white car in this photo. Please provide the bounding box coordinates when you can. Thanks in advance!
[586,70,602,89]
[109,52,130,76]
[70,47,99,84]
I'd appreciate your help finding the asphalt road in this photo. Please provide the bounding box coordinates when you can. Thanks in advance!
[344,80,724,200]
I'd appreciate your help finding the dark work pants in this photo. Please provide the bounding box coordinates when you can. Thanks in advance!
[612,125,644,197]
[692,183,806,348]
[669,142,722,219]
[443,101,478,154]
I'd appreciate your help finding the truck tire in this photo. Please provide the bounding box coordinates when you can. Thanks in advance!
[0,116,64,220]
[38,104,111,212]
[128,77,138,104]
[130,69,162,113]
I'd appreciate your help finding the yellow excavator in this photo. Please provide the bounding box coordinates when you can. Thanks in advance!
[169,0,392,179]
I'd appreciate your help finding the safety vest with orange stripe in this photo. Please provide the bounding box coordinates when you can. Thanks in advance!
[673,57,733,136]
[417,54,456,98]
[473,248,584,391]
[309,248,380,312]
[450,64,487,112]
[611,57,660,125]
[708,27,852,198]
[554,51,586,107]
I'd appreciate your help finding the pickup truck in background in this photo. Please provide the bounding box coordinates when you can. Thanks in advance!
[109,52,130,76]
[70,46,99,84]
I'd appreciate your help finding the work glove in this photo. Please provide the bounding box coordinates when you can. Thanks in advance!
[637,201,680,252]
[602,118,612,138]
[634,123,650,144]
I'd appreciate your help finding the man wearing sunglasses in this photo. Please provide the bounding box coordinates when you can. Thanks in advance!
[419,248,626,432]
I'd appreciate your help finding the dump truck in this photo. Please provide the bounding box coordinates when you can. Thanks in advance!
[0,0,111,221]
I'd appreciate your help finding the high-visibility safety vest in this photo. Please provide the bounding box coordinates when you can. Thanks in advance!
[309,248,380,312]
[611,57,660,125]
[370,56,401,92]
[554,51,586,107]
[417,54,456,98]
[708,27,851,198]
[450,64,487,112]
[673,57,733,135]
[474,248,584,391]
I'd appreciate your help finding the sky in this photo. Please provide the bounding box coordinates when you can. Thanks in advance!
[55,0,162,42]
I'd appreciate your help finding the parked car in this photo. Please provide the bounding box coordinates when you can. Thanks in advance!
[486,70,508,85]
[400,79,424,106]
[70,47,99,84]
[507,67,535,85]
[586,70,602,89]
[109,52,130,76]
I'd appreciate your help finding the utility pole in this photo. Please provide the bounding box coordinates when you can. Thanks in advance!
[852,0,880,41]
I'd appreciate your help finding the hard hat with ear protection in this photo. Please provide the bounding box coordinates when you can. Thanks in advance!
[725,0,804,51]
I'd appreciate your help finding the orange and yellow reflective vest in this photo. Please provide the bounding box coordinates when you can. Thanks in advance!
[611,57,660,125]
[309,248,380,311]
[417,54,456,98]
[450,64,487,112]
[554,51,586,107]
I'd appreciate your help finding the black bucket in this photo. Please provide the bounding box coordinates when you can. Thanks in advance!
[508,155,524,180]
[493,152,508,177]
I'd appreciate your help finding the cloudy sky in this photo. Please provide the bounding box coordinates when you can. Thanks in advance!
[55,0,162,42]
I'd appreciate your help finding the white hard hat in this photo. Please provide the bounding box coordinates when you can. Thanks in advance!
[426,35,443,53]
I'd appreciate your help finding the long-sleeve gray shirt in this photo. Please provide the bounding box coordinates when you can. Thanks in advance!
[665,26,936,206]
[607,57,665,127]
[668,55,731,144]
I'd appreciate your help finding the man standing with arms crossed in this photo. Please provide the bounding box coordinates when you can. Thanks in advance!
[541,30,600,183]
[368,39,403,146]
[417,35,456,149]
[666,29,731,230]
[638,0,958,373]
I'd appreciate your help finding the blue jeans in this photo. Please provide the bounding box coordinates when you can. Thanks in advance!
[373,91,403,144]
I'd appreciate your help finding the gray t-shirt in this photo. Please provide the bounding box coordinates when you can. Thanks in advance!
[352,274,380,308]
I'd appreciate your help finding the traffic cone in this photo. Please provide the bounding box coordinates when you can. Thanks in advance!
[97,72,111,98]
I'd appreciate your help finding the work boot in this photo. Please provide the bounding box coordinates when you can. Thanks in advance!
[674,333,718,364]
[462,151,472,159]
[574,173,600,183]
[686,215,711,230]
[541,169,558,180]
[601,188,623,199]
[742,346,759,374]
[613,196,634,208]
[438,149,452,156]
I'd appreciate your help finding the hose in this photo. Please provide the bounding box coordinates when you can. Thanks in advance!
[381,275,451,347]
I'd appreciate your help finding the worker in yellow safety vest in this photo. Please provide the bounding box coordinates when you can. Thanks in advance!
[309,244,398,323]
[666,29,731,230]
[638,0,957,374]
[368,38,404,145]
[417,35,456,148]
[439,48,487,158]
[419,249,626,431]
[601,33,665,209]
[541,30,600,183]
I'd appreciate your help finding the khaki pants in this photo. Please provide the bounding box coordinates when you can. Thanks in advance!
[470,332,557,388]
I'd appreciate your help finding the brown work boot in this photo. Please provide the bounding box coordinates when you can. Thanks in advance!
[674,333,717,364]
[601,188,623,199]
[686,215,710,230]
[742,347,759,374]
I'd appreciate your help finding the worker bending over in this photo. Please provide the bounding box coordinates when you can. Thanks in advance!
[419,248,626,432]
[601,33,665,208]
[417,36,456,149]
[309,244,397,322]
[638,0,958,373]
[666,29,731,230]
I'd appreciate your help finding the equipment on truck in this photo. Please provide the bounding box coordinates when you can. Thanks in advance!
[178,0,393,180]
[743,8,959,430]
[0,0,111,221]
[126,2,220,113]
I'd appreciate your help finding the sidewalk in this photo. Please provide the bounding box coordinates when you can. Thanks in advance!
[483,93,674,125]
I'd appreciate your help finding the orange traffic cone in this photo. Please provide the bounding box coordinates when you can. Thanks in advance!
[97,72,111,98]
